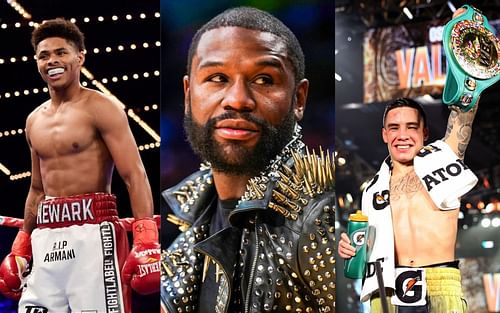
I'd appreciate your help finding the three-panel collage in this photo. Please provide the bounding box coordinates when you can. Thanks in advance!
[0,0,498,312]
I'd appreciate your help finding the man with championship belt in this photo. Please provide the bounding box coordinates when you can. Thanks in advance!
[338,6,500,313]
[160,7,336,313]
[0,19,160,312]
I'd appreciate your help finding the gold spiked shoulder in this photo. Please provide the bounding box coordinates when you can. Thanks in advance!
[241,146,335,221]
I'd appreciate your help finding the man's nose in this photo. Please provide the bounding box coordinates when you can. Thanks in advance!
[47,54,59,65]
[222,78,255,112]
[398,128,410,139]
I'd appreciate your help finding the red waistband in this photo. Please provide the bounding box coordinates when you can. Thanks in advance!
[36,193,118,229]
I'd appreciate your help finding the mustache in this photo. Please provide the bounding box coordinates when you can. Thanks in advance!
[206,111,267,130]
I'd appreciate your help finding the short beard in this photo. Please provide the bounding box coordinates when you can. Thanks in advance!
[184,106,296,176]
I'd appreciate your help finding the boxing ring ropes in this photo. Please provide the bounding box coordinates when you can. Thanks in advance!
[0,214,161,231]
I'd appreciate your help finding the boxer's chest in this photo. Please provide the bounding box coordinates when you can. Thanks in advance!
[30,106,97,158]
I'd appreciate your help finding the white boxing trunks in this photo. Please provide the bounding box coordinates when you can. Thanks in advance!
[18,193,131,313]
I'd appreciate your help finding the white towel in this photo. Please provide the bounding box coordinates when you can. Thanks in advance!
[360,140,478,302]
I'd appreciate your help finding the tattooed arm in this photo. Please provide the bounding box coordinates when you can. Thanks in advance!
[442,105,478,159]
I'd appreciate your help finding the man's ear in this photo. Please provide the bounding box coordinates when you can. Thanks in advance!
[183,75,190,114]
[382,127,388,143]
[423,127,429,142]
[77,51,85,66]
[293,79,309,121]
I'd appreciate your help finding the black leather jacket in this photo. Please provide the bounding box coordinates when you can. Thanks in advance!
[161,148,336,313]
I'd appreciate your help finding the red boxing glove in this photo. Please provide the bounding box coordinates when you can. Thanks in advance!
[122,218,160,295]
[0,230,32,300]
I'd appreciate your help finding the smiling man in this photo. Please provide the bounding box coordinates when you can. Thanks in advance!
[161,7,335,313]
[0,18,160,312]
[339,97,479,313]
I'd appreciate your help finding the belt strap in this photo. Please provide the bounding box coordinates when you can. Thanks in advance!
[36,193,118,228]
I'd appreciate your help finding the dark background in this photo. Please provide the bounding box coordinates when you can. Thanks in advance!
[160,0,335,246]
[0,1,160,311]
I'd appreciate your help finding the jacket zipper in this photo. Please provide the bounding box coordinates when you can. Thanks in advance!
[201,251,232,313]
[244,216,259,313]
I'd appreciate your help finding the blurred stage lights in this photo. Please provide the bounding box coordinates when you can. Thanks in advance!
[337,156,346,166]
[481,240,494,249]
[1,5,160,181]
[6,0,32,20]
[9,171,31,181]
[1,41,160,67]
[481,217,491,228]
[1,70,157,101]
[138,142,161,151]
[0,12,160,31]
[479,217,500,228]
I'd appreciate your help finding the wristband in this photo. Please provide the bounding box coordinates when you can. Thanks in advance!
[442,5,500,111]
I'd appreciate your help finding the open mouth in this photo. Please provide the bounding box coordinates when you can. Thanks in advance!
[395,144,411,149]
[47,67,65,77]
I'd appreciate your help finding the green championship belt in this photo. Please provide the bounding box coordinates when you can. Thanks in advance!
[442,5,500,111]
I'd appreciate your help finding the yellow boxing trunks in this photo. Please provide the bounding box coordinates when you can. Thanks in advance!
[370,261,467,313]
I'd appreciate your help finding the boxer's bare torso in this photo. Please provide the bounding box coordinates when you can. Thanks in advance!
[22,35,153,234]
[26,88,115,197]
[390,165,458,267]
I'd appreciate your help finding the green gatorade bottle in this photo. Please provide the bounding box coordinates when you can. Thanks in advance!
[344,210,368,279]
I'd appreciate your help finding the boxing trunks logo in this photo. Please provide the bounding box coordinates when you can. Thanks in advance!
[391,267,427,306]
[25,306,48,313]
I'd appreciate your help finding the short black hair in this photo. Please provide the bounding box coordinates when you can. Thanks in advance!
[31,18,85,52]
[383,98,428,128]
[186,6,305,84]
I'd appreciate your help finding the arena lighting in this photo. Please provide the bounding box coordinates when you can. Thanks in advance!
[138,142,161,151]
[484,203,495,213]
[0,129,23,138]
[6,0,32,20]
[335,73,343,82]
[478,201,485,210]
[3,6,161,182]
[0,13,159,32]
[1,41,160,67]
[481,241,494,249]
[447,1,457,13]
[1,70,156,102]
[492,217,500,228]
[403,7,414,20]
[127,109,160,143]
[9,171,31,181]
[481,217,491,228]
[337,156,347,166]
[0,162,11,176]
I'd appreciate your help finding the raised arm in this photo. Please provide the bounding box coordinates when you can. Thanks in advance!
[442,105,478,159]
[92,94,154,219]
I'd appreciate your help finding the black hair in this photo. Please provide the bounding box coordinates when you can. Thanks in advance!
[31,18,85,52]
[383,98,428,128]
[186,6,305,84]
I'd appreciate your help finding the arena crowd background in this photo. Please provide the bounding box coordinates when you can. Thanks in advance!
[335,0,500,312]
[0,0,160,311]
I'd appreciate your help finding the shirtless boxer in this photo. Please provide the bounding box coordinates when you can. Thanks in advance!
[338,96,478,313]
[0,18,160,312]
